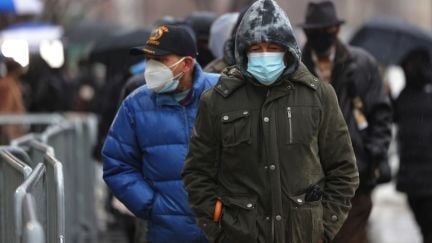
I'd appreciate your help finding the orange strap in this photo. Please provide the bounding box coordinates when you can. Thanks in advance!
[213,199,223,223]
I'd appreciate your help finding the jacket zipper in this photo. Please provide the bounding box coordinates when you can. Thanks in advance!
[287,107,293,144]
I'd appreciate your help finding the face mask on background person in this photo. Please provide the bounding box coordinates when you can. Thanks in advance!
[306,31,337,55]
[144,57,185,93]
[247,52,286,85]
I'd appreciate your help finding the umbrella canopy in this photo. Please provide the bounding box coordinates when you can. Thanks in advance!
[0,22,64,67]
[1,22,63,47]
[350,17,432,65]
[64,20,120,45]
[89,29,150,64]
[88,29,150,77]
[0,0,43,15]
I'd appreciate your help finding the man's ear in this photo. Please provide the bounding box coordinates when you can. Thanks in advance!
[183,57,195,72]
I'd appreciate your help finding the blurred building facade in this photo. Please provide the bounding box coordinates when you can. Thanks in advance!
[87,0,432,36]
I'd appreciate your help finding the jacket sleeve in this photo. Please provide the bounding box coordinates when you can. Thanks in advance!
[102,99,154,219]
[318,83,360,242]
[182,91,221,242]
[361,60,393,162]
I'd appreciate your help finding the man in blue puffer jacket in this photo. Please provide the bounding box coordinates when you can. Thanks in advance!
[102,25,219,243]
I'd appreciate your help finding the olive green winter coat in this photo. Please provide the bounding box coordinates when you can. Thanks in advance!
[182,1,359,242]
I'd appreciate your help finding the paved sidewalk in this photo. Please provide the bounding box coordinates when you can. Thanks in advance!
[368,183,422,243]
[368,133,423,243]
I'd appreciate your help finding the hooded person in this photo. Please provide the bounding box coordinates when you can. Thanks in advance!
[204,7,247,73]
[182,1,359,243]
[394,47,432,243]
[207,12,239,62]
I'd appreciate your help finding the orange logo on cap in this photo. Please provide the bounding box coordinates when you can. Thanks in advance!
[147,26,169,46]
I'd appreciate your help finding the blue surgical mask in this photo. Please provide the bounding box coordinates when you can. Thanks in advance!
[158,79,180,93]
[247,52,286,85]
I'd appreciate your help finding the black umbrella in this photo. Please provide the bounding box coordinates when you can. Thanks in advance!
[65,20,120,45]
[88,29,151,79]
[350,17,432,65]
[88,29,150,71]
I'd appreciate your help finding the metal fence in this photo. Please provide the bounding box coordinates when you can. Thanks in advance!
[0,113,98,243]
[12,138,65,243]
[0,148,33,243]
[22,194,45,243]
[14,163,46,243]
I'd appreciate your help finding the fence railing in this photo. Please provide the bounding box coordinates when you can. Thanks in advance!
[22,194,45,243]
[15,163,46,243]
[0,113,98,243]
[0,148,33,243]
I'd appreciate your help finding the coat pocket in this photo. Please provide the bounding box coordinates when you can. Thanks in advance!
[219,195,258,243]
[286,195,324,243]
[284,106,320,145]
[220,110,251,147]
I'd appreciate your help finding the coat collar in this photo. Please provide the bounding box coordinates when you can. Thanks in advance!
[155,64,206,107]
[215,63,319,98]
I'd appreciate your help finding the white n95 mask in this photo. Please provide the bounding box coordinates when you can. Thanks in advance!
[144,57,185,93]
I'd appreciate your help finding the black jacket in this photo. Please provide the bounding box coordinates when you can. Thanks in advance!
[303,41,393,191]
[395,84,432,196]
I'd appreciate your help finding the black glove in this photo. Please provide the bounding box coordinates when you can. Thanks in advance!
[375,160,392,184]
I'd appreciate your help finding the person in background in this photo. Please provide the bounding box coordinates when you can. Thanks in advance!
[185,11,217,67]
[299,1,393,242]
[204,7,248,74]
[204,12,239,73]
[395,47,432,243]
[102,25,219,243]
[182,0,359,242]
[0,58,26,144]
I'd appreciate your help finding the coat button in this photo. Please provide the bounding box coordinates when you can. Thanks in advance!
[246,203,253,208]
[275,215,282,221]
[223,115,229,121]
[263,117,270,122]
[265,216,270,221]
[297,198,303,203]
[331,215,338,222]
[243,111,249,115]
[269,164,276,170]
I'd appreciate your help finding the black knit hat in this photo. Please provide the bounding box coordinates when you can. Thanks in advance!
[130,25,198,57]
[298,1,345,29]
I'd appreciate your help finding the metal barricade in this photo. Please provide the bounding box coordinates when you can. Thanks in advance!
[0,114,65,126]
[3,113,99,243]
[22,194,45,243]
[11,137,65,243]
[15,162,46,243]
[11,134,44,168]
[68,114,98,242]
[0,148,32,243]
[41,124,79,243]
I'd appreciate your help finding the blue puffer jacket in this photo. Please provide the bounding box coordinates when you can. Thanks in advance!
[102,65,219,243]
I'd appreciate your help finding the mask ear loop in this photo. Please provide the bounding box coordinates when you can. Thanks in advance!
[168,57,186,69]
[169,57,187,81]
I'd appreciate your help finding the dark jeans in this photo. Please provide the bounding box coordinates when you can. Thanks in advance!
[332,191,372,243]
[407,195,432,243]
